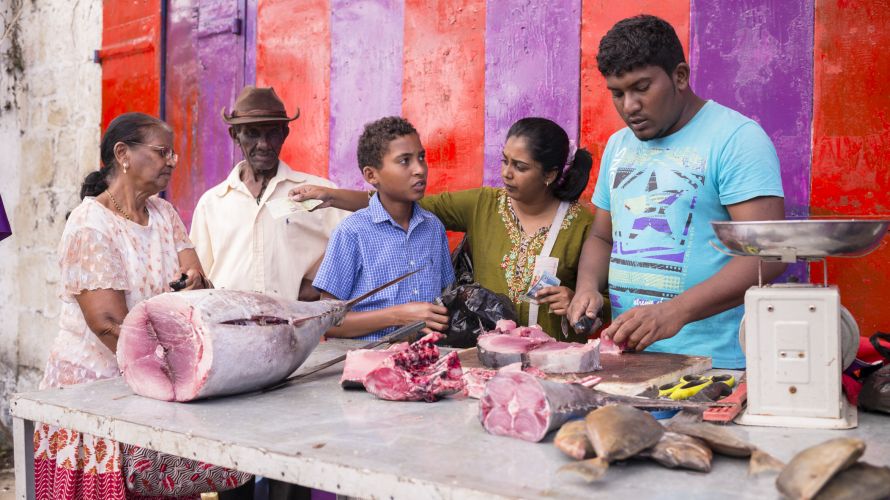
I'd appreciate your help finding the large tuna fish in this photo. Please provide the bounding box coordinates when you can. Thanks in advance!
[117,272,416,402]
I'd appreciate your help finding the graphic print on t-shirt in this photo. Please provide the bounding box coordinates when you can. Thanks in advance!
[607,146,706,312]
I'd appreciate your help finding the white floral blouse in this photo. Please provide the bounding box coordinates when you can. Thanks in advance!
[41,196,193,389]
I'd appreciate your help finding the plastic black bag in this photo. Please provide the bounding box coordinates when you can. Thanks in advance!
[435,235,517,347]
[435,283,517,348]
[859,332,890,414]
[451,234,474,286]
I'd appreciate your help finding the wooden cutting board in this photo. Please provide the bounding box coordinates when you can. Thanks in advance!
[457,348,711,397]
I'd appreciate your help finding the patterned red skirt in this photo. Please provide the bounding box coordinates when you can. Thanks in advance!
[34,423,251,499]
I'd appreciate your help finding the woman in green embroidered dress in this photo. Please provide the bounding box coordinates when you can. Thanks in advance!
[291,117,595,341]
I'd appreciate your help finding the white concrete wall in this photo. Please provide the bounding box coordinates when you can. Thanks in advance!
[0,0,102,430]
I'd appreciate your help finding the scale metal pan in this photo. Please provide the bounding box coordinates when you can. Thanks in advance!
[711,219,890,260]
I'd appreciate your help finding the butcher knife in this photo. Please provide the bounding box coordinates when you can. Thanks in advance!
[263,321,427,392]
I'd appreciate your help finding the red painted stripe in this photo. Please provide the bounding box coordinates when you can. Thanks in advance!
[810,0,890,336]
[100,0,162,130]
[578,1,690,208]
[256,0,330,179]
[402,0,485,195]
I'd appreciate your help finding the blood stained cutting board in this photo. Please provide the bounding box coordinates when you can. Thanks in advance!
[457,348,711,397]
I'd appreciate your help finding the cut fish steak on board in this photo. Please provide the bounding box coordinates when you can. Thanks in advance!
[476,320,607,373]
[117,271,418,402]
[479,371,719,442]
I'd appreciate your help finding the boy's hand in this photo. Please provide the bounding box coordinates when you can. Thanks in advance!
[567,290,604,325]
[289,185,334,209]
[396,302,450,334]
[535,286,574,316]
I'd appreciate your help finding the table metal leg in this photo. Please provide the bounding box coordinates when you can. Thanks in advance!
[12,418,34,500]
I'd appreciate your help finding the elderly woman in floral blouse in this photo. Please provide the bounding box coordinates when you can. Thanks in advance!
[291,117,595,341]
[35,112,249,499]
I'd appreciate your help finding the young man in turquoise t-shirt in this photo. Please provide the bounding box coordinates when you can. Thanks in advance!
[567,15,786,368]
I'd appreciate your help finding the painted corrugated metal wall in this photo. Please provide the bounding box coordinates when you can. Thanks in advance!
[100,0,890,337]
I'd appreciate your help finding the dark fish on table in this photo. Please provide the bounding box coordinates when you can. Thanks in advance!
[559,405,665,482]
[667,421,784,474]
[638,431,713,473]
[776,437,866,500]
[554,420,595,460]
[813,462,890,500]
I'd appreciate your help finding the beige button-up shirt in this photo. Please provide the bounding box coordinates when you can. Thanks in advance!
[190,160,348,300]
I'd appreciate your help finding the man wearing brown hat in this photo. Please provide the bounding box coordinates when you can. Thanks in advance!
[191,87,345,498]
[191,85,346,319]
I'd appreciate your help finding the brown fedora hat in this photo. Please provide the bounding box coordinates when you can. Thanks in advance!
[221,86,300,125]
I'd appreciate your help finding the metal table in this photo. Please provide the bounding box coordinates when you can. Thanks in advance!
[11,340,890,499]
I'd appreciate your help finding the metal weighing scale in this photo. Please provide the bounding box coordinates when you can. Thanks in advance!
[711,219,890,429]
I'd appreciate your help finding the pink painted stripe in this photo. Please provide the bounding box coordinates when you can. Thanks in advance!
[328,0,405,190]
[483,0,582,186]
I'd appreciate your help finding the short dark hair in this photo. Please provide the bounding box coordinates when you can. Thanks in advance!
[506,117,592,202]
[357,116,418,170]
[597,15,685,77]
[80,112,168,199]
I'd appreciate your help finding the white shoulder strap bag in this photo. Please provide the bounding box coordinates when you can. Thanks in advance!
[528,201,569,326]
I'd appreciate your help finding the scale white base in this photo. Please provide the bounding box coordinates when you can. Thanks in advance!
[735,398,858,429]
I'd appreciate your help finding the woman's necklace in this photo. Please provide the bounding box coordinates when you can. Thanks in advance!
[106,190,145,221]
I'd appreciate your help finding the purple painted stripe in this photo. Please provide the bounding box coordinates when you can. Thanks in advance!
[196,0,244,188]
[483,0,582,187]
[690,0,813,280]
[329,0,404,190]
[244,0,257,85]
[690,0,813,217]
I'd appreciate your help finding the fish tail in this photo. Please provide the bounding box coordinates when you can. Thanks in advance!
[558,457,609,482]
[748,449,785,475]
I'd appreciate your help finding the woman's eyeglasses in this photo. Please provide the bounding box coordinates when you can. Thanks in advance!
[130,142,179,164]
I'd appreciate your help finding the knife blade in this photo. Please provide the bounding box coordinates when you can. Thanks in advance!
[263,321,426,392]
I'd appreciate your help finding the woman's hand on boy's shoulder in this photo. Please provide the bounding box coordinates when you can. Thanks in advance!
[395,302,450,334]
[290,184,334,209]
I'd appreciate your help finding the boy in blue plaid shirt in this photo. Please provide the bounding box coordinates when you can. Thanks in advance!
[313,117,454,341]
